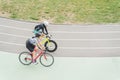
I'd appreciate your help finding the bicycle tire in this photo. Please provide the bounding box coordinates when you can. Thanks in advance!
[19,52,32,65]
[39,53,54,67]
[45,40,57,52]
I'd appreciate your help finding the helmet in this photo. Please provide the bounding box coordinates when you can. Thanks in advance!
[43,21,49,27]
[35,33,41,37]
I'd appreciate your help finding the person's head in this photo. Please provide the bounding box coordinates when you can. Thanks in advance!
[35,33,41,37]
[43,21,49,27]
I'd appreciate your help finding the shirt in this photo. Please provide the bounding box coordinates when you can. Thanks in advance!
[34,23,48,35]
[29,37,40,46]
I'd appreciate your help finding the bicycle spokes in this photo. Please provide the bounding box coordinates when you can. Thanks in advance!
[25,57,32,61]
[47,42,55,49]
[40,53,54,67]
[43,54,47,60]
[19,52,32,65]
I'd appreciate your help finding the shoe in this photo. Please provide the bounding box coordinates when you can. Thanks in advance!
[32,60,38,65]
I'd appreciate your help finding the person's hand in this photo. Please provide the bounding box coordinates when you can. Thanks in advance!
[42,33,46,36]
[42,47,45,51]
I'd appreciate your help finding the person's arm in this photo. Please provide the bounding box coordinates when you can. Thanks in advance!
[42,23,48,35]
[44,26,48,35]
[36,38,45,50]
[37,43,45,50]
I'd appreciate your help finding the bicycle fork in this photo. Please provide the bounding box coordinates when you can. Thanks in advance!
[43,54,47,60]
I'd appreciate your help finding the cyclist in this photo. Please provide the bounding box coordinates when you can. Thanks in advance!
[26,33,45,64]
[33,21,49,36]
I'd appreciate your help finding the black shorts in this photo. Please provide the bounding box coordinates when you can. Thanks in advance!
[26,40,35,52]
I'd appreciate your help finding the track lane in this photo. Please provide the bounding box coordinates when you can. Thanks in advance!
[0,17,120,57]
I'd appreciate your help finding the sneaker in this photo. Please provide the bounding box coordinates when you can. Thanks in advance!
[32,60,38,65]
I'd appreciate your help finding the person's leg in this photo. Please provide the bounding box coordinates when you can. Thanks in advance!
[26,42,36,62]
[26,40,38,64]
[32,46,38,63]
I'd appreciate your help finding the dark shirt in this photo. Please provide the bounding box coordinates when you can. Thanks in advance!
[34,23,48,35]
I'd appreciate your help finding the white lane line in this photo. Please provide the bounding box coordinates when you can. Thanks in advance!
[0,32,28,38]
[0,24,32,31]
[60,47,120,49]
[50,31,120,33]
[38,38,120,41]
[1,24,120,33]
[0,41,24,46]
[0,41,120,49]
[1,32,120,41]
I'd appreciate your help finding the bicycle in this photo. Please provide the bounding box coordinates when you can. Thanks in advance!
[18,49,54,67]
[33,30,57,52]
[39,34,57,52]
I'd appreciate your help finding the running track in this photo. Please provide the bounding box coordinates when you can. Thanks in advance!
[0,17,120,57]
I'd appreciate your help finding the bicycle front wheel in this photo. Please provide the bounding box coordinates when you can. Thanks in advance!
[39,53,54,67]
[19,52,32,65]
[45,40,57,52]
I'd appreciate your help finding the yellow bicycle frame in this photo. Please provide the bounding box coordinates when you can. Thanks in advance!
[40,35,51,46]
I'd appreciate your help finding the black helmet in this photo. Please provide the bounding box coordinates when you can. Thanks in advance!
[35,33,41,37]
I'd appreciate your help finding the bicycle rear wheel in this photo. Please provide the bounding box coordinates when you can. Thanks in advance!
[19,52,32,65]
[39,53,54,67]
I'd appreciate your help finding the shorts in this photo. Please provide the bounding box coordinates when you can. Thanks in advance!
[26,40,35,52]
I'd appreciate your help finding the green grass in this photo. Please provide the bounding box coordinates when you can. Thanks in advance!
[0,0,120,24]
